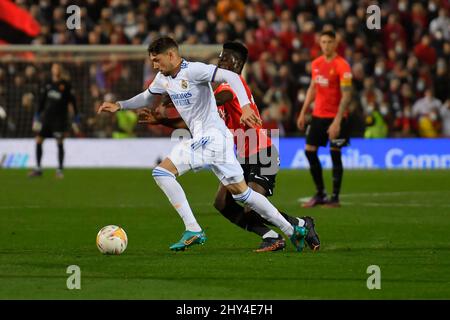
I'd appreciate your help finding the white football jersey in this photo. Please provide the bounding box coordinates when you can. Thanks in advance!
[149,60,229,138]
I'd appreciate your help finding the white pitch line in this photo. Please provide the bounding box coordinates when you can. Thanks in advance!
[298,191,450,208]
[340,191,448,198]
[341,202,450,208]
[0,205,42,210]
[298,190,446,202]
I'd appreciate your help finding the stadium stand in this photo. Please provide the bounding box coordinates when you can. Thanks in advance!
[0,0,448,138]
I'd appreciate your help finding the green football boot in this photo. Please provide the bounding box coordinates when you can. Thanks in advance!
[169,230,207,251]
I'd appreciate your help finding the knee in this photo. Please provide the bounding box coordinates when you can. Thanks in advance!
[305,149,317,159]
[152,166,175,181]
[305,144,318,153]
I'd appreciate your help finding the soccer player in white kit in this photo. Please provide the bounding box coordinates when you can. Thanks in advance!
[98,37,307,252]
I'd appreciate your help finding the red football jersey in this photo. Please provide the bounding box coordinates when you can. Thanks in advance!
[214,76,272,158]
[311,55,352,118]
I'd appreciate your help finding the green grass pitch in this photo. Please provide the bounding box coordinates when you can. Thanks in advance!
[1,169,449,299]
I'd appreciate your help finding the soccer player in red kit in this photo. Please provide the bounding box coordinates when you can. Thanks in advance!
[297,30,353,208]
[141,42,320,252]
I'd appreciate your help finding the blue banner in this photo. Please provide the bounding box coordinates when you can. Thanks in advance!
[278,138,450,169]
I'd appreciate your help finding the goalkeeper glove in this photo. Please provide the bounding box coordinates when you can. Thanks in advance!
[32,113,42,132]
[72,115,81,135]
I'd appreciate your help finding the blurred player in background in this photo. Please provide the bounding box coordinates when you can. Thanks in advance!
[139,41,320,252]
[29,63,80,179]
[297,30,353,208]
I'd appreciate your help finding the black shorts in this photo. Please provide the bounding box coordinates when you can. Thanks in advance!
[306,116,350,148]
[238,146,279,197]
[39,120,68,138]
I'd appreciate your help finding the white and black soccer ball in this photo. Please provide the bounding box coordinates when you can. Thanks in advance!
[96,225,128,255]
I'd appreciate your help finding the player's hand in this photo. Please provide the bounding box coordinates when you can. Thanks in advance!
[32,120,42,133]
[240,104,262,128]
[32,113,41,132]
[328,120,341,140]
[138,108,160,124]
[97,102,120,114]
[72,122,81,135]
[71,115,81,135]
[297,113,306,131]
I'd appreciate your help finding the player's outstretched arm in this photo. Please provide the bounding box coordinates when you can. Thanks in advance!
[97,101,121,114]
[97,89,157,114]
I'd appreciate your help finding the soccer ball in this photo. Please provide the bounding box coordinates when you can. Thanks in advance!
[96,225,128,255]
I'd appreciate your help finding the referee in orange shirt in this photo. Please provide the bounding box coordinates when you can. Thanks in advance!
[297,30,353,208]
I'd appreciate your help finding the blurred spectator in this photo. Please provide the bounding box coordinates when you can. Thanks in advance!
[351,62,365,92]
[434,59,449,103]
[216,0,245,23]
[124,12,139,41]
[393,103,416,137]
[412,89,442,137]
[360,78,384,113]
[244,30,264,61]
[440,99,450,137]
[250,52,277,92]
[411,2,428,33]
[1,0,448,138]
[383,14,407,51]
[86,100,114,138]
[386,78,404,124]
[414,34,437,66]
[429,8,450,41]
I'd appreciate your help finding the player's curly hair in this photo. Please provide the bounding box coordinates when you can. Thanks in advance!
[148,37,179,55]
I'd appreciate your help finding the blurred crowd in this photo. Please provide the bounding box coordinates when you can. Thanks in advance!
[0,0,449,138]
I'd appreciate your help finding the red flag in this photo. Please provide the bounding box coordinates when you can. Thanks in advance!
[0,0,41,43]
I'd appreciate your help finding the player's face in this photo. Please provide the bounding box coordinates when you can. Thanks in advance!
[151,60,159,72]
[218,50,242,74]
[319,35,337,56]
[150,52,173,76]
[51,63,61,78]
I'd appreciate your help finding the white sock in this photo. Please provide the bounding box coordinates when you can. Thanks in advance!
[152,167,202,232]
[297,218,305,227]
[233,188,294,237]
[262,230,279,239]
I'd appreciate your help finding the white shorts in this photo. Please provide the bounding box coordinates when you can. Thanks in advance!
[168,134,244,185]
